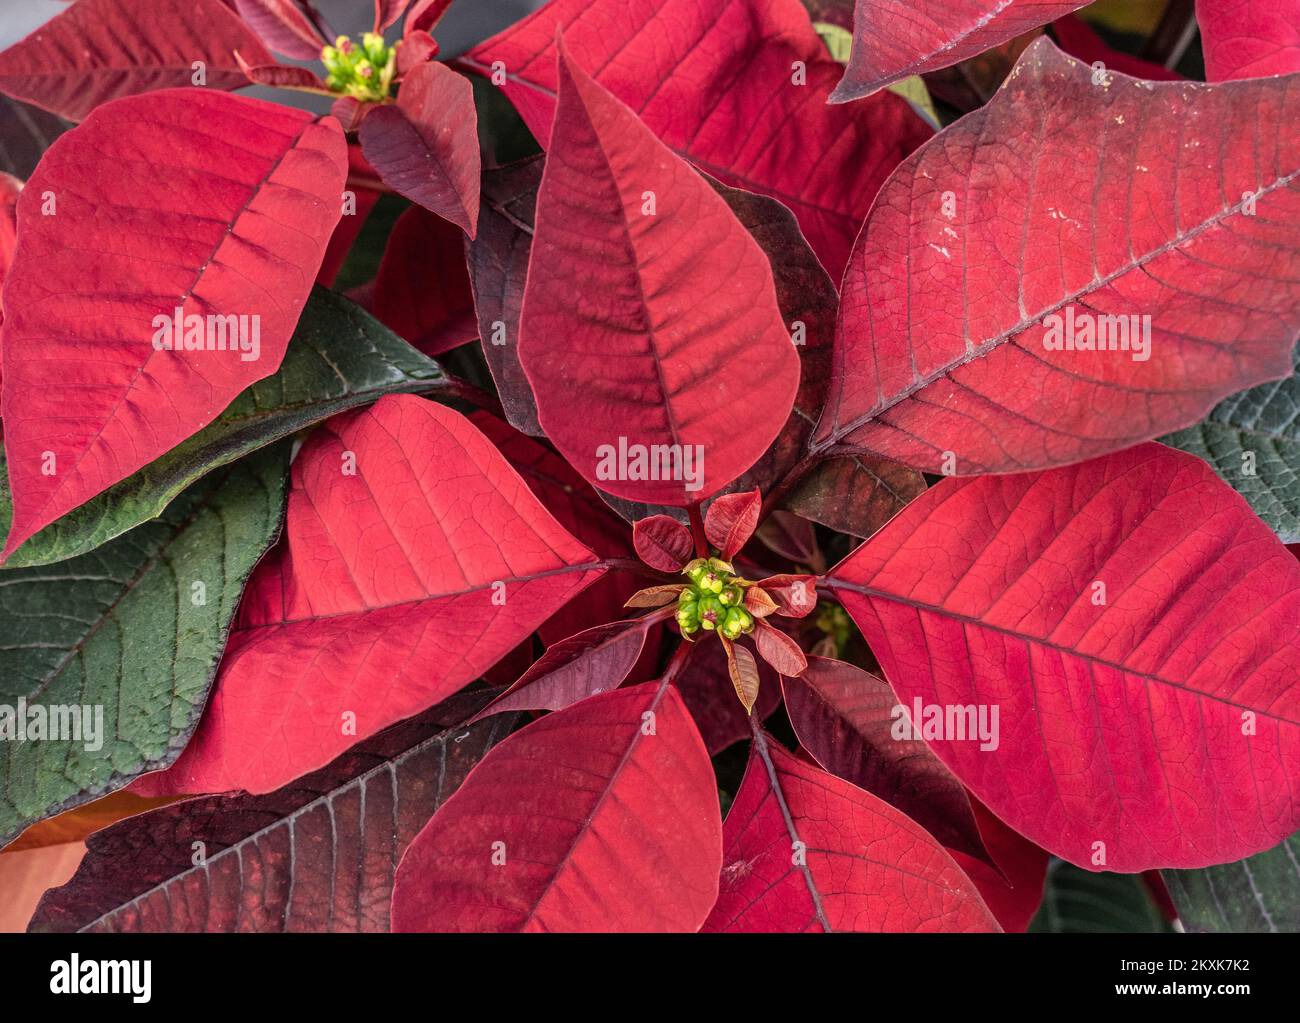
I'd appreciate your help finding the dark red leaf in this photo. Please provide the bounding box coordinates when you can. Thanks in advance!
[1,90,346,560]
[819,39,1300,476]
[1197,0,1300,81]
[518,41,799,506]
[753,620,807,676]
[397,30,440,75]
[0,0,275,121]
[359,61,480,235]
[828,443,1300,871]
[391,681,722,932]
[675,637,781,754]
[472,617,659,720]
[465,0,931,278]
[948,799,1049,933]
[703,731,998,931]
[407,0,455,35]
[234,0,328,61]
[234,51,330,92]
[1051,14,1182,81]
[372,204,477,356]
[759,574,818,618]
[783,453,925,539]
[133,396,606,797]
[633,515,694,572]
[375,0,411,33]
[781,656,990,863]
[704,489,760,560]
[29,693,514,932]
[830,0,1087,101]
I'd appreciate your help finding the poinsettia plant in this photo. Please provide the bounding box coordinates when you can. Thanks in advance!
[1,0,1299,935]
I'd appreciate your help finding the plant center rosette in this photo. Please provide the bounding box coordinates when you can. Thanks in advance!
[624,490,817,712]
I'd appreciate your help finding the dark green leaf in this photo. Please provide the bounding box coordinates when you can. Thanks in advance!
[0,445,288,848]
[1164,831,1300,933]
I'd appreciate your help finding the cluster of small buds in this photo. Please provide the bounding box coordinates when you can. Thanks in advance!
[677,558,754,640]
[321,33,397,101]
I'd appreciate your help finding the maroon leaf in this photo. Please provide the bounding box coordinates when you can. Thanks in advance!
[397,30,440,75]
[819,39,1300,476]
[375,0,411,33]
[759,574,818,618]
[29,694,514,933]
[784,454,925,538]
[781,656,990,863]
[753,619,808,676]
[391,681,722,932]
[517,40,799,506]
[464,0,932,278]
[472,617,661,720]
[234,52,330,92]
[704,489,760,560]
[703,730,998,931]
[721,637,761,713]
[0,0,275,121]
[1051,14,1182,81]
[359,61,480,235]
[830,0,1088,102]
[633,515,695,572]
[234,0,328,61]
[407,0,455,35]
[372,204,477,356]
[2,90,347,560]
[676,637,781,754]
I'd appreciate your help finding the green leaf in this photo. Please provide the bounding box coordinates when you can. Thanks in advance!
[4,287,442,568]
[1029,862,1174,933]
[1164,831,1300,932]
[1162,344,1300,542]
[0,445,288,848]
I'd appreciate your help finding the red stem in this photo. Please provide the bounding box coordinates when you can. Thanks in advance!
[687,502,709,557]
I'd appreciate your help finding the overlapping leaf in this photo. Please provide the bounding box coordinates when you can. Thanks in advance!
[781,656,989,861]
[29,692,514,932]
[0,0,274,121]
[517,42,798,506]
[391,681,722,932]
[702,731,998,932]
[829,0,1087,101]
[829,443,1300,871]
[818,39,1300,476]
[1163,345,1300,542]
[134,396,605,797]
[0,446,288,849]
[5,288,442,569]
[464,0,931,277]
[359,61,480,235]
[1,89,347,560]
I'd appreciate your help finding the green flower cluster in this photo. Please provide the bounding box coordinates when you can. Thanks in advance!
[321,33,397,102]
[676,558,754,640]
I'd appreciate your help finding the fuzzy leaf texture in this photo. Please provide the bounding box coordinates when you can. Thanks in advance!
[0,446,288,849]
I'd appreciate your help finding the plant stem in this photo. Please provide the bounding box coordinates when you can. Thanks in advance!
[687,502,709,557]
